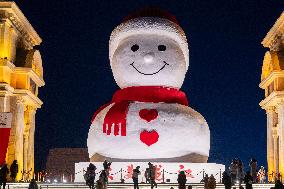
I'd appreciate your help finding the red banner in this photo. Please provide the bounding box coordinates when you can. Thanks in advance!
[0,128,11,165]
[0,113,12,165]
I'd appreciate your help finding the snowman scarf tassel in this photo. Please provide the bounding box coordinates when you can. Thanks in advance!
[91,86,189,136]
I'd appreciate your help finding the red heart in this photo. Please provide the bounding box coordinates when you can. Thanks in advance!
[140,130,159,146]
[139,109,158,122]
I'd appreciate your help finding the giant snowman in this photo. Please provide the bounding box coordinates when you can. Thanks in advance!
[88,10,210,163]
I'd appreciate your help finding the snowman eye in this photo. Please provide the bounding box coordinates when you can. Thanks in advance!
[158,45,166,51]
[131,44,139,52]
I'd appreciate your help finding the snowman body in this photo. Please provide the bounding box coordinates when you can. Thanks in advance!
[88,101,210,162]
[88,17,210,162]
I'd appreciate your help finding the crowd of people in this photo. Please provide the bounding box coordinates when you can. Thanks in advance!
[0,160,18,189]
[84,160,111,189]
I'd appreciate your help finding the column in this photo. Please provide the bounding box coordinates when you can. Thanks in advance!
[27,106,36,179]
[7,96,25,181]
[273,133,279,178]
[267,107,276,180]
[277,103,284,176]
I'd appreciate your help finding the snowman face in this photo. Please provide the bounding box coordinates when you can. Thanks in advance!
[111,34,187,89]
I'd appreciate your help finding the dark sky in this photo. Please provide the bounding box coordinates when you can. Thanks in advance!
[15,0,284,171]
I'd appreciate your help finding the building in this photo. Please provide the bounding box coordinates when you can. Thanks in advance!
[45,148,89,182]
[260,12,284,181]
[0,2,44,180]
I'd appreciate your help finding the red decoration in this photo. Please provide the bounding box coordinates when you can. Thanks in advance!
[0,128,11,165]
[139,109,158,122]
[140,130,159,146]
[91,86,188,136]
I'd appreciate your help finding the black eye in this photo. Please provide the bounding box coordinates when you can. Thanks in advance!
[158,45,166,51]
[131,44,139,52]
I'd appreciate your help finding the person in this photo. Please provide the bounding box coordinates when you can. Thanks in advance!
[132,166,141,189]
[28,179,38,189]
[222,171,232,189]
[244,171,253,189]
[10,160,18,182]
[229,159,238,185]
[0,162,9,189]
[249,158,257,183]
[208,174,216,189]
[257,166,266,183]
[148,162,157,189]
[144,168,150,183]
[237,160,244,185]
[103,160,111,182]
[85,163,97,189]
[274,179,284,189]
[96,174,105,189]
[177,171,187,189]
[100,170,108,189]
[203,174,209,189]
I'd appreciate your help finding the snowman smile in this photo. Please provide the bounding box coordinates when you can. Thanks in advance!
[130,61,169,75]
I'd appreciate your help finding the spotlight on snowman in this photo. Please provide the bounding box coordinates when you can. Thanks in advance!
[87,8,210,163]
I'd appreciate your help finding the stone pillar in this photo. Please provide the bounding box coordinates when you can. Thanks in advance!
[273,133,279,178]
[7,96,25,181]
[267,107,277,179]
[277,103,284,177]
[27,106,36,179]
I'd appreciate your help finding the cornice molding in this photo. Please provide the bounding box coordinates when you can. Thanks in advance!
[14,67,45,87]
[0,2,42,48]
[260,91,284,109]
[259,71,284,89]
[262,11,284,50]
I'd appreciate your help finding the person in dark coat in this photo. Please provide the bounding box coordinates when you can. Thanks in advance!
[0,162,9,189]
[203,174,209,189]
[222,171,232,189]
[148,162,157,189]
[10,160,18,182]
[28,179,38,189]
[244,171,253,189]
[249,158,257,183]
[85,163,97,189]
[132,166,141,189]
[208,174,216,189]
[177,171,187,189]
[274,179,284,189]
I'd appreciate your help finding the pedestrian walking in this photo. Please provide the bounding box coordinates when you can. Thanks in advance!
[203,174,209,189]
[148,162,157,189]
[84,163,97,189]
[28,179,38,189]
[0,162,9,189]
[222,171,232,189]
[208,174,216,189]
[177,171,187,189]
[10,160,18,182]
[244,171,253,189]
[249,158,257,183]
[132,166,141,189]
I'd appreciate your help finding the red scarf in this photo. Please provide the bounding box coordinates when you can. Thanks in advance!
[91,86,188,136]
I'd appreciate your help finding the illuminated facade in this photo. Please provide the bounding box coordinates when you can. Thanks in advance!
[260,12,284,181]
[0,2,44,180]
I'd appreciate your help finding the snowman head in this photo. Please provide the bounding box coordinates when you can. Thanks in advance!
[109,11,189,89]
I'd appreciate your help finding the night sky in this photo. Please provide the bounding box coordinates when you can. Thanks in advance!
[15,0,284,171]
